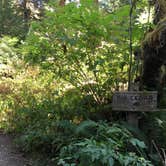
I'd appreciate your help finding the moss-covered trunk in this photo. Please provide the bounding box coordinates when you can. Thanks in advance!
[142,0,166,91]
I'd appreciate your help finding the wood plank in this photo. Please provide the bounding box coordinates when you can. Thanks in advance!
[112,91,158,112]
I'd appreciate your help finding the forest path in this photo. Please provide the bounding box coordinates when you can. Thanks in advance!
[0,132,30,166]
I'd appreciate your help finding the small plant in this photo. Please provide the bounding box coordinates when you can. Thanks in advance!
[57,121,153,166]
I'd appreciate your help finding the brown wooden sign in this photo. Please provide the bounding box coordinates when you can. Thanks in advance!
[112,91,158,112]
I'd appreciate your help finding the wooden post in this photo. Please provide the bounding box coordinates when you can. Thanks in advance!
[126,112,139,127]
[112,91,158,127]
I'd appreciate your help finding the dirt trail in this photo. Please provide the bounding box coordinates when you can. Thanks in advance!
[0,133,30,166]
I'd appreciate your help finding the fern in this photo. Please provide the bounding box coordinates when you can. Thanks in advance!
[75,120,97,138]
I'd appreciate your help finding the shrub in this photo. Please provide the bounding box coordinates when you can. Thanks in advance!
[57,121,152,166]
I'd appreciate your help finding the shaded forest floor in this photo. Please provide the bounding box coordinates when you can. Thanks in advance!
[0,132,30,166]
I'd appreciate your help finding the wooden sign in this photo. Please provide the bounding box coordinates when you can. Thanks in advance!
[112,91,158,112]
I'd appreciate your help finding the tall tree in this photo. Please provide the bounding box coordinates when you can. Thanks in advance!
[142,0,166,90]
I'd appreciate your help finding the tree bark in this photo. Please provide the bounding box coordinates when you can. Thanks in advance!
[153,0,166,24]
[59,0,66,6]
[94,0,99,4]
[142,0,166,91]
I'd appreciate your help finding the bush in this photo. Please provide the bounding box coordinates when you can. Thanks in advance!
[57,121,152,166]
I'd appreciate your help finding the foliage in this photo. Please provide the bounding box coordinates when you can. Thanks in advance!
[57,121,152,166]
[0,36,18,64]
[0,62,98,134]
[0,0,28,38]
[0,1,165,166]
[13,119,153,165]
[20,0,152,104]
[142,112,166,148]
[21,0,144,104]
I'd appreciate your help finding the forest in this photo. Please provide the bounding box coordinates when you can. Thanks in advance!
[0,0,166,165]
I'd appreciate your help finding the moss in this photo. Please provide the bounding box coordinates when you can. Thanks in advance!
[154,0,166,24]
[142,1,166,91]
[143,17,166,49]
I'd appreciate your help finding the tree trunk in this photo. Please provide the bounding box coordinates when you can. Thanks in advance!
[153,0,166,24]
[94,0,99,4]
[59,0,66,6]
[142,0,166,91]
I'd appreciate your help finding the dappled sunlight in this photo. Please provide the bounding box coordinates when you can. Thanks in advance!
[0,0,165,165]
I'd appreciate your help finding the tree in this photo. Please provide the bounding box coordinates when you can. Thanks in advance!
[17,0,43,21]
[21,0,147,104]
[142,0,166,90]
[59,0,65,6]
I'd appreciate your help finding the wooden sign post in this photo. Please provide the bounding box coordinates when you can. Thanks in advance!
[112,91,158,127]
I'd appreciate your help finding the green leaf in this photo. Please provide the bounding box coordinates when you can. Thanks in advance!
[108,157,114,166]
[130,138,146,149]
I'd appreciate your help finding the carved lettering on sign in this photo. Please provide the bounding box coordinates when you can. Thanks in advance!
[112,91,158,112]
